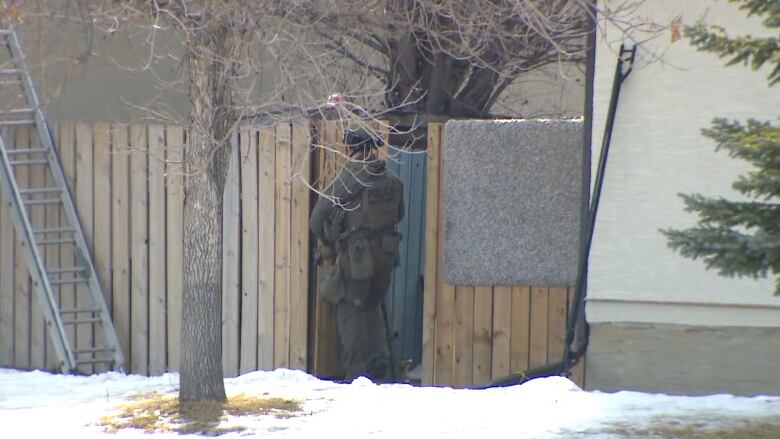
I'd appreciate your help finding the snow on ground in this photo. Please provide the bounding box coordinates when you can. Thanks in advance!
[1,367,780,438]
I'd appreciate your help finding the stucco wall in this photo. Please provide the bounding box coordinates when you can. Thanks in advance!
[587,0,780,327]
[15,14,583,123]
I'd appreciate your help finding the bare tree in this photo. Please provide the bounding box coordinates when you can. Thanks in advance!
[13,0,658,405]
[280,0,596,117]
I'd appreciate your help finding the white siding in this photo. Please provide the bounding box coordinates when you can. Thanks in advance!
[588,0,780,327]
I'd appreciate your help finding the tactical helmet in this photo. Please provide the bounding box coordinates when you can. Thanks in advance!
[343,124,384,149]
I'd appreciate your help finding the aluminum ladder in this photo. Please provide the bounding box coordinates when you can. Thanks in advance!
[0,21,124,372]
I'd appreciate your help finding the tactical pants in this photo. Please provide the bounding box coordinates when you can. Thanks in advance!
[336,297,390,382]
[333,232,399,382]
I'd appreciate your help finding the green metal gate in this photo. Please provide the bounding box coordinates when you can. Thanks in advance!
[385,152,427,369]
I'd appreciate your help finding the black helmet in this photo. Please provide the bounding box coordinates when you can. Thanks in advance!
[343,125,384,149]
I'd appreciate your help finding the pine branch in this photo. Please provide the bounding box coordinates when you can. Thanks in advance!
[685,22,780,85]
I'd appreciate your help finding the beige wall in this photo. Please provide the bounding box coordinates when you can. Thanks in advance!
[16,14,582,123]
[17,17,189,123]
[587,0,780,327]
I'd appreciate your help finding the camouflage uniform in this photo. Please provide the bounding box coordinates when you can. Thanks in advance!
[310,153,404,381]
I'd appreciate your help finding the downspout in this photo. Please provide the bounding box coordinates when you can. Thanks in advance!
[478,41,637,388]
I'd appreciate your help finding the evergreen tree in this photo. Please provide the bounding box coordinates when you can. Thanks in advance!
[662,0,780,295]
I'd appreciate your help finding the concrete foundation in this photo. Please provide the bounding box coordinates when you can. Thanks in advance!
[586,322,780,396]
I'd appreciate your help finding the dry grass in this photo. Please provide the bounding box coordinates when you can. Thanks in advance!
[584,417,780,438]
[98,391,303,435]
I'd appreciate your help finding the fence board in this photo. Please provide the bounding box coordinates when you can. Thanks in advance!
[111,124,131,369]
[491,286,512,380]
[472,286,492,386]
[148,125,167,376]
[453,285,474,387]
[13,127,30,369]
[75,122,95,373]
[274,123,292,369]
[29,129,46,370]
[257,127,276,370]
[548,286,568,366]
[130,124,148,375]
[58,122,77,352]
[510,286,530,373]
[222,134,240,377]
[92,122,112,373]
[239,126,258,374]
[568,287,585,388]
[165,126,184,372]
[289,122,310,371]
[421,124,441,385]
[529,286,549,369]
[312,121,341,378]
[0,186,13,366]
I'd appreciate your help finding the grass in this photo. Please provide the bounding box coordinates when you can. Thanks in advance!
[98,391,303,435]
[582,417,780,438]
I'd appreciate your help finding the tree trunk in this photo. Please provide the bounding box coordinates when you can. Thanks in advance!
[180,25,242,403]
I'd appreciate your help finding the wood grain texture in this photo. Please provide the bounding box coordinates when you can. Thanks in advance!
[92,122,112,373]
[147,125,167,375]
[510,286,530,374]
[471,286,493,386]
[529,286,549,369]
[13,127,30,369]
[239,127,258,374]
[274,123,292,369]
[257,127,276,371]
[129,124,148,375]
[421,123,441,385]
[222,133,240,377]
[453,286,474,387]
[491,286,512,380]
[111,124,131,370]
[289,122,310,371]
[165,126,184,372]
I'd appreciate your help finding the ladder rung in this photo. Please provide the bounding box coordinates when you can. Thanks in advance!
[37,238,76,245]
[19,187,60,195]
[0,69,22,76]
[7,147,47,156]
[49,277,87,285]
[33,227,75,234]
[0,119,34,126]
[74,346,115,355]
[48,266,87,275]
[61,316,102,325]
[23,198,60,205]
[59,307,101,315]
[0,108,35,116]
[75,357,115,366]
[10,159,48,166]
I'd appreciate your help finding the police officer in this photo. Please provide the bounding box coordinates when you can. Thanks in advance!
[309,124,404,382]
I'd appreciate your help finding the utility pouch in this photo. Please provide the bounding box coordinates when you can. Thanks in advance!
[323,209,345,245]
[381,234,400,254]
[347,236,375,280]
[317,259,346,303]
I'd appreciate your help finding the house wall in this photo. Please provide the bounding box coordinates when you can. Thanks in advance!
[587,0,780,395]
[16,14,583,123]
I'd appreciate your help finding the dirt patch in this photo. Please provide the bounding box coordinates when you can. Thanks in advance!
[586,417,780,438]
[98,391,303,435]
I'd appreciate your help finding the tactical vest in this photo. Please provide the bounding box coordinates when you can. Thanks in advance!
[340,174,402,281]
[353,176,401,232]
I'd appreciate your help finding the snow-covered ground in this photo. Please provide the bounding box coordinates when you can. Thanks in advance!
[1,367,779,438]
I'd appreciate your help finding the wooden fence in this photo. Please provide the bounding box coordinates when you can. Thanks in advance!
[421,124,585,388]
[0,121,312,376]
[1,120,586,389]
